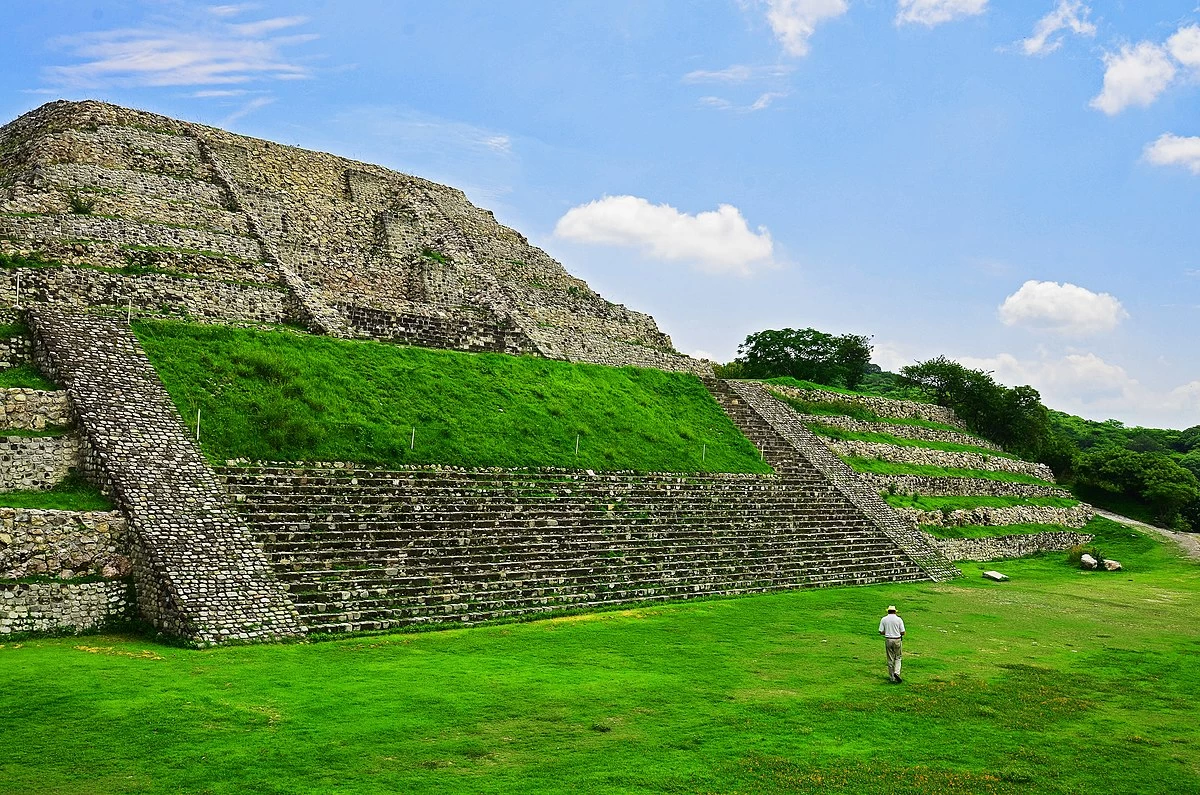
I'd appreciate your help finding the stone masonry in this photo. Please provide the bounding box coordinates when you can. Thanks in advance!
[927,530,1095,563]
[767,384,964,427]
[0,581,132,635]
[28,307,302,644]
[1,100,703,373]
[0,507,130,579]
[1,387,71,429]
[0,434,81,491]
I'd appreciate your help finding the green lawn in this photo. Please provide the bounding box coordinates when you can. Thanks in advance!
[921,519,1104,539]
[845,457,1057,487]
[133,320,769,474]
[885,494,1080,511]
[0,364,57,390]
[811,422,1016,459]
[0,474,113,511]
[0,519,1195,793]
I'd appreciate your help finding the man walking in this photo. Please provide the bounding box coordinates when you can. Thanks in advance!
[878,605,905,683]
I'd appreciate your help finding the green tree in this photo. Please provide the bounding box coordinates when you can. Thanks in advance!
[733,328,872,389]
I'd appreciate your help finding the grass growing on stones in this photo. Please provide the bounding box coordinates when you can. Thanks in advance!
[0,425,70,438]
[922,515,1117,540]
[134,320,771,474]
[1,519,1196,793]
[0,474,112,511]
[0,365,57,390]
[845,457,1057,486]
[885,494,1080,511]
[810,422,1016,459]
[768,388,977,435]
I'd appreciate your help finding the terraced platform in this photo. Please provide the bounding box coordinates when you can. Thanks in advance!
[218,466,932,634]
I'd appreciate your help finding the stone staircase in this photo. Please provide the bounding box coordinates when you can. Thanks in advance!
[217,465,932,634]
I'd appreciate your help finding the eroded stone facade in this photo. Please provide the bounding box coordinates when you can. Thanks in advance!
[0,580,132,635]
[0,507,130,579]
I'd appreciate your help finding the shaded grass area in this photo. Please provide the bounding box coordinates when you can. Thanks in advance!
[0,474,112,511]
[0,365,57,391]
[0,520,1196,793]
[886,494,1080,511]
[134,320,770,474]
[922,520,1095,540]
[1071,484,1161,527]
[811,422,1015,459]
[845,457,1057,487]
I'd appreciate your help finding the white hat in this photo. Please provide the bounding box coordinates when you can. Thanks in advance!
[887,605,897,612]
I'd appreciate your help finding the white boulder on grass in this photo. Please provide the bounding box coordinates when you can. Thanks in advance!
[1080,554,1098,570]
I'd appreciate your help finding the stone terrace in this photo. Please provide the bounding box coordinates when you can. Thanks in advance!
[218,465,933,634]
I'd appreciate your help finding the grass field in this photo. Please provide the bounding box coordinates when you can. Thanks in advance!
[884,494,1080,511]
[0,473,113,511]
[810,422,1016,459]
[0,364,57,390]
[0,520,1196,794]
[845,457,1057,487]
[133,321,769,474]
[920,517,1108,539]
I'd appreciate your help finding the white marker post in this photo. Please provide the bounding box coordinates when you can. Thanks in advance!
[195,408,201,442]
[410,426,415,451]
[702,443,706,465]
[575,434,580,456]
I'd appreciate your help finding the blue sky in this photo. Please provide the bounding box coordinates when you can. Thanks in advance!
[2,1,1198,428]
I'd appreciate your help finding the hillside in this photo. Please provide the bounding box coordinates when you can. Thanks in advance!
[134,319,770,474]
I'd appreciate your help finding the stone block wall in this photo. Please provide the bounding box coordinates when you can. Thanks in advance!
[0,508,130,579]
[896,504,1094,530]
[859,473,1072,499]
[927,530,1095,562]
[0,434,81,490]
[0,388,70,429]
[0,581,133,635]
[29,307,303,645]
[824,439,1055,481]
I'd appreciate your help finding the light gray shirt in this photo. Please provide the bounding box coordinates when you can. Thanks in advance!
[879,614,905,638]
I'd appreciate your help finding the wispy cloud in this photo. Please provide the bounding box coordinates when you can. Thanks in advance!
[762,0,849,57]
[896,0,987,28]
[43,11,317,89]
[682,64,793,83]
[1144,133,1200,175]
[698,92,788,113]
[1019,1,1095,56]
[221,95,275,126]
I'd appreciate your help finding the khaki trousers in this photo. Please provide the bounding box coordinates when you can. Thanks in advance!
[885,638,903,680]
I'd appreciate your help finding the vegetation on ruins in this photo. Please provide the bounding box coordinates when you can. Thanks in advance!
[883,494,1080,511]
[718,327,874,389]
[0,364,57,391]
[134,320,771,474]
[2,518,1196,794]
[844,457,1057,486]
[0,473,112,512]
[921,518,1103,539]
[808,422,1016,459]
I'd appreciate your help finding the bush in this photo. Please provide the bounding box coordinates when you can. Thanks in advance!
[1067,544,1104,567]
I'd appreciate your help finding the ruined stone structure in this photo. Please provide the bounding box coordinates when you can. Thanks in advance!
[0,101,967,644]
[1,100,702,373]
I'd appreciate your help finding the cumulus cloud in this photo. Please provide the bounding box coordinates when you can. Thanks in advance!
[762,0,848,57]
[553,195,775,276]
[998,280,1128,335]
[1144,133,1200,175]
[44,12,315,88]
[895,0,988,27]
[1090,42,1177,115]
[1167,24,1200,71]
[1020,1,1095,56]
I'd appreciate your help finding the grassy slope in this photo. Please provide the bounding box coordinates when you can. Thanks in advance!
[134,320,770,474]
[845,457,1057,487]
[922,520,1095,539]
[0,520,1196,794]
[0,365,57,390]
[810,422,1016,459]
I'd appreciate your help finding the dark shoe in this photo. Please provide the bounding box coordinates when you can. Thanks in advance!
[895,675,903,683]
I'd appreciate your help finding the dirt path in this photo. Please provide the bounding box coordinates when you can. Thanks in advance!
[1093,508,1200,561]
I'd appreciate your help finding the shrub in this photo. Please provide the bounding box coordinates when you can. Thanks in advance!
[67,192,96,215]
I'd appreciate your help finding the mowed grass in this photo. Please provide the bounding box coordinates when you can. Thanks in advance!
[0,364,57,390]
[0,474,113,511]
[133,320,769,474]
[1,521,1197,794]
[885,494,1080,511]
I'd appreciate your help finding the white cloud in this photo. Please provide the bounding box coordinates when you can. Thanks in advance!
[208,4,257,17]
[1144,133,1200,175]
[749,91,787,110]
[698,96,733,110]
[553,195,775,276]
[763,0,848,57]
[998,280,1128,335]
[1168,25,1200,71]
[220,95,274,126]
[896,0,988,27]
[682,64,793,83]
[44,14,315,88]
[697,92,786,112]
[1020,1,1095,56]
[1090,42,1177,115]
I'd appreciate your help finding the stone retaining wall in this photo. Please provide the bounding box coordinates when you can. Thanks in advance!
[767,384,963,428]
[797,413,999,451]
[896,504,1094,530]
[0,434,81,490]
[926,531,1095,562]
[0,333,31,369]
[0,580,133,635]
[0,508,130,579]
[0,388,70,430]
[30,307,303,645]
[860,473,1072,499]
[826,439,1055,481]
